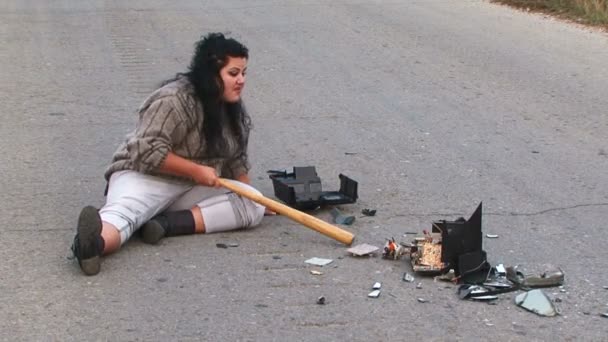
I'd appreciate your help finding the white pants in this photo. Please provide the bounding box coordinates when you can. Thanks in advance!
[99,170,265,244]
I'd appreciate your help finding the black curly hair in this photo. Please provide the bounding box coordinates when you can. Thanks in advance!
[166,32,251,158]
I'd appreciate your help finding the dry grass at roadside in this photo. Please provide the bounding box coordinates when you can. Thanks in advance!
[491,0,608,29]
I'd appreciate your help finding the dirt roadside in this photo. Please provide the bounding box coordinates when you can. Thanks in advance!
[490,0,608,32]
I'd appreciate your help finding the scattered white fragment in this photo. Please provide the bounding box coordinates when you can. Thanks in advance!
[417,298,428,303]
[305,257,333,266]
[495,264,506,275]
[416,283,422,289]
[373,282,381,290]
[403,272,415,282]
[486,234,499,239]
[368,290,381,298]
[310,270,323,275]
[346,243,379,256]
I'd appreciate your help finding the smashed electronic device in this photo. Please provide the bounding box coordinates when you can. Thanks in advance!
[408,202,491,283]
[383,238,408,260]
[267,166,358,210]
[506,265,565,289]
[458,265,519,300]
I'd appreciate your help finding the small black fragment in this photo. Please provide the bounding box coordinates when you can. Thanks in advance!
[316,296,326,305]
[216,243,228,249]
[361,208,377,216]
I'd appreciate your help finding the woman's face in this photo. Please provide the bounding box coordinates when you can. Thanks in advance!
[220,56,247,103]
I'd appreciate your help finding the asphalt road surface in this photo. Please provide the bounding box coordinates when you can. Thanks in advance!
[1,0,607,340]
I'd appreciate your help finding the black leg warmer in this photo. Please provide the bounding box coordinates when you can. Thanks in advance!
[141,210,196,244]
[163,210,196,237]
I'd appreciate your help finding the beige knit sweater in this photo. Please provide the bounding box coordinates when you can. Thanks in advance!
[104,76,250,182]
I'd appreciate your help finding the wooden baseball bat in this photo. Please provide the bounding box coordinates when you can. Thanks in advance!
[218,178,355,245]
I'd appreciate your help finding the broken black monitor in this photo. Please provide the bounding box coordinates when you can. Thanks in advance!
[432,202,489,281]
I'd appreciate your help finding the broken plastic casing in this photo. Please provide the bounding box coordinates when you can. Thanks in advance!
[410,202,491,283]
[432,202,490,281]
[267,166,358,210]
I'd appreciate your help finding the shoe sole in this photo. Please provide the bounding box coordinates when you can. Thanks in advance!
[141,220,165,245]
[77,206,102,276]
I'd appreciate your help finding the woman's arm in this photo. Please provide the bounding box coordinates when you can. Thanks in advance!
[160,152,220,187]
[126,97,191,174]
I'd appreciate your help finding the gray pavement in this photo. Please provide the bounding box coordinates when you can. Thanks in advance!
[1,0,607,340]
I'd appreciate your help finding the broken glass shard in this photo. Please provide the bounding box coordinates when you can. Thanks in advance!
[330,208,356,225]
[483,281,513,288]
[515,289,558,317]
[471,295,498,301]
[368,290,381,298]
[305,257,333,266]
[495,264,506,275]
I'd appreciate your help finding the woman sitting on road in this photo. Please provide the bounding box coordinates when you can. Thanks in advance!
[71,32,268,276]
